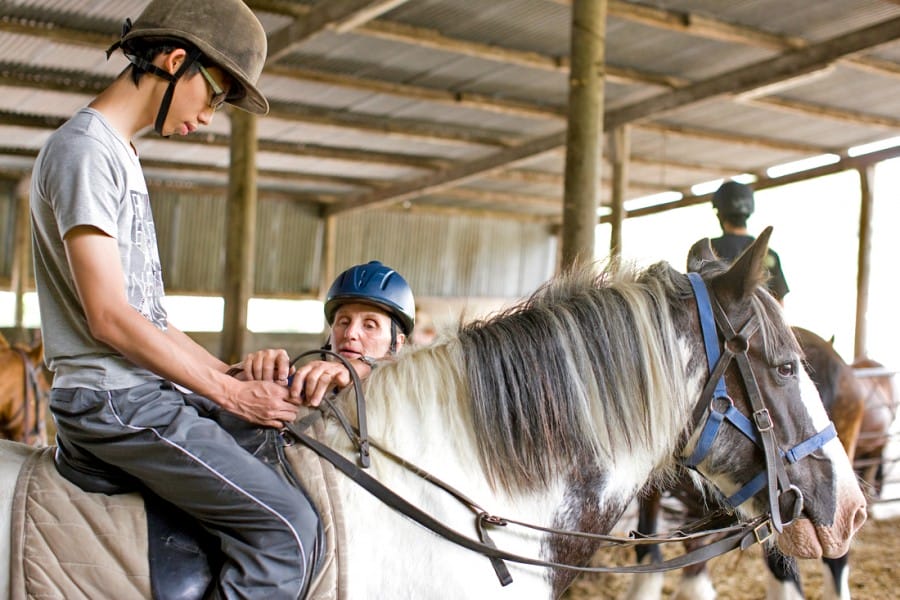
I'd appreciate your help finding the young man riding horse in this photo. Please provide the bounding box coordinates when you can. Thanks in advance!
[30,1,322,597]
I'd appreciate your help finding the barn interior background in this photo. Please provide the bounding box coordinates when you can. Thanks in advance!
[0,0,899,371]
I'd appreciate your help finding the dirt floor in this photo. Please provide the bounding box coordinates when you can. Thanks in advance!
[563,509,899,599]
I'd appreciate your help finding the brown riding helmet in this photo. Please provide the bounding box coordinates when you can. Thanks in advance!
[112,0,269,115]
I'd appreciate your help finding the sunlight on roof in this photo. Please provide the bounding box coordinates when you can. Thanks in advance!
[691,175,758,197]
[767,154,840,178]
[623,190,682,212]
[848,135,900,158]
[690,178,725,196]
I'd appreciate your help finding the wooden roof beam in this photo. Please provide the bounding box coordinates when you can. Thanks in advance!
[267,0,412,63]
[605,16,900,129]
[325,17,899,215]
[603,143,900,222]
[638,121,837,155]
[748,96,900,130]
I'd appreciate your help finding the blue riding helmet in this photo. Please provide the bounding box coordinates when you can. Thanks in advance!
[324,261,415,335]
[712,181,755,218]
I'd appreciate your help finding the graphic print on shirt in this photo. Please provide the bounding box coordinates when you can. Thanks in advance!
[128,189,168,328]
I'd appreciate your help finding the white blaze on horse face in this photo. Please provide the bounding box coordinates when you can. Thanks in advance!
[778,367,867,560]
[798,367,833,434]
[797,365,858,487]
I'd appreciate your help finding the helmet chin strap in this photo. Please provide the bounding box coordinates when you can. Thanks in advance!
[389,320,399,355]
[118,46,203,136]
[153,47,202,136]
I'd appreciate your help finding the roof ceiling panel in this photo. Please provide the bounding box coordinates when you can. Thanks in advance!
[0,0,898,230]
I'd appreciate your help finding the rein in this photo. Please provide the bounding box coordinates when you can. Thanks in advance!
[283,411,774,581]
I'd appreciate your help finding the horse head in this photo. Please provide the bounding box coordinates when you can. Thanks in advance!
[682,227,867,560]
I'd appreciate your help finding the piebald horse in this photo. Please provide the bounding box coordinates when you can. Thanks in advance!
[0,231,866,599]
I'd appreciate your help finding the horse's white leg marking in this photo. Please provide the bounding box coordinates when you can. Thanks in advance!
[0,441,34,597]
[765,577,804,600]
[623,572,663,600]
[821,561,850,600]
[673,572,716,600]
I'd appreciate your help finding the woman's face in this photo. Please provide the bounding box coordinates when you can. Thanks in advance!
[331,302,404,360]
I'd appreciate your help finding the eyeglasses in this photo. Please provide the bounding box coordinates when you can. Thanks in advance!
[197,64,227,111]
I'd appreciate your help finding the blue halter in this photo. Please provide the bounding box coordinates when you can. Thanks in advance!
[684,273,837,530]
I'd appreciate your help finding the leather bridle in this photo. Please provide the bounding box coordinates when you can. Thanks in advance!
[684,273,835,532]
[281,273,836,583]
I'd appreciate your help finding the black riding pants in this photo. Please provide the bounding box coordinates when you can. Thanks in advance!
[50,381,320,600]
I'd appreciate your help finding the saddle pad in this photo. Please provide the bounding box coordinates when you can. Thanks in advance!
[8,422,347,600]
[9,447,151,600]
[284,416,348,600]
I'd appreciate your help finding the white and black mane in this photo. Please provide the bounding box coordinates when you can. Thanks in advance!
[457,262,699,495]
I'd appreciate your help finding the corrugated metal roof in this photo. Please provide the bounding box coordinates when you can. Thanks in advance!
[2,0,900,300]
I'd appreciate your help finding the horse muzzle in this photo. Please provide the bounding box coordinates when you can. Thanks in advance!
[776,484,867,559]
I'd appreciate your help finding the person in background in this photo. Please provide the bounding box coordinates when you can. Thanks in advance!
[240,261,415,406]
[412,304,438,346]
[30,1,322,597]
[687,180,789,304]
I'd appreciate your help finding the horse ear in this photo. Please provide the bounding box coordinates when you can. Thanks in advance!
[686,239,715,272]
[712,226,773,302]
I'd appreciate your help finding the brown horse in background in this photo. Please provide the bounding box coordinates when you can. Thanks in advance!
[0,333,51,446]
[851,356,898,499]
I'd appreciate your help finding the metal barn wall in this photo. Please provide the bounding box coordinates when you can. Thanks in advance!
[334,209,557,300]
[0,181,555,303]
[150,188,322,297]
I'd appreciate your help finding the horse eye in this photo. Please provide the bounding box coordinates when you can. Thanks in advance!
[777,362,796,377]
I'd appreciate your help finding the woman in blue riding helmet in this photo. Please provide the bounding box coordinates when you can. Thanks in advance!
[240,261,415,406]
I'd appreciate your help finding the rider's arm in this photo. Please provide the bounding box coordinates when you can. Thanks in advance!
[64,226,301,428]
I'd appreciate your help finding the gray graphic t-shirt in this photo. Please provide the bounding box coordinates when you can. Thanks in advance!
[31,107,167,389]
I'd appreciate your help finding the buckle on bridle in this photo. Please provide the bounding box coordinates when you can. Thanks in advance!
[479,513,508,527]
[753,519,774,545]
[753,408,773,432]
[779,484,805,525]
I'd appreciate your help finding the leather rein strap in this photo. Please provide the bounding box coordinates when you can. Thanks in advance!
[283,415,773,581]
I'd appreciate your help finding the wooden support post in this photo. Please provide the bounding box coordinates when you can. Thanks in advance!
[854,165,874,361]
[320,214,337,301]
[561,0,607,270]
[11,176,31,344]
[221,110,258,364]
[608,125,629,262]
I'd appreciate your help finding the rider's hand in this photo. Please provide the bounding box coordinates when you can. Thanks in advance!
[240,348,292,385]
[221,379,301,429]
[289,359,355,407]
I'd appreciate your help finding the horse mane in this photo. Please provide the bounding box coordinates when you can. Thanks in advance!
[444,261,700,494]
